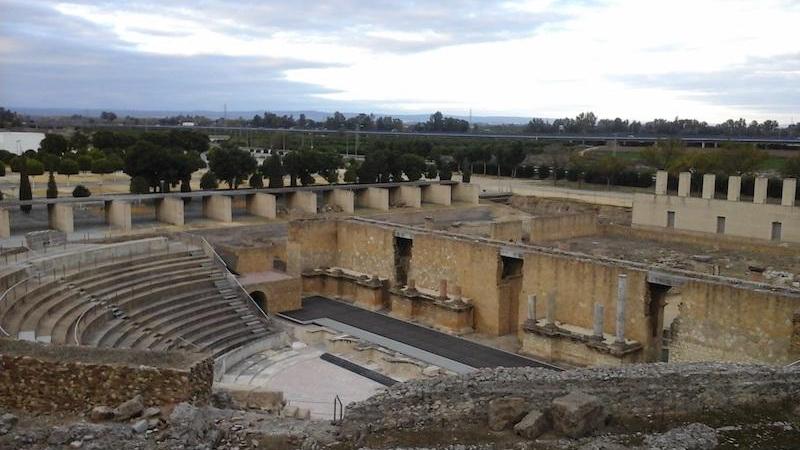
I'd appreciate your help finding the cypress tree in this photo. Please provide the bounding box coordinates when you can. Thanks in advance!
[46,172,58,198]
[19,164,32,214]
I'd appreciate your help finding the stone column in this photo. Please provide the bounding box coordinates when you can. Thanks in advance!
[287,191,317,215]
[677,172,691,197]
[0,208,9,239]
[753,176,768,204]
[355,187,389,211]
[439,279,448,299]
[782,178,797,207]
[246,193,277,218]
[389,186,422,208]
[527,294,537,321]
[324,189,355,213]
[615,274,627,344]
[202,195,232,222]
[104,200,132,231]
[48,203,74,233]
[701,174,716,199]
[593,303,604,339]
[452,183,479,204]
[546,291,556,326]
[727,176,741,201]
[155,197,184,226]
[655,170,668,195]
[422,184,452,206]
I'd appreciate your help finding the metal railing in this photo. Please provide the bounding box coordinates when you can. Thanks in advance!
[332,395,344,424]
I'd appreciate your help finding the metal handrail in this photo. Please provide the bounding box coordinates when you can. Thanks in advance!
[332,395,344,424]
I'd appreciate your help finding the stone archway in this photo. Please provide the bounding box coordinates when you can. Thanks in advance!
[250,290,268,314]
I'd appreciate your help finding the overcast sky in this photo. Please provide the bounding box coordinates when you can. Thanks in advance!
[1,0,799,123]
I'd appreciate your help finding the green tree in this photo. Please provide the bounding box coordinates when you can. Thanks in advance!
[399,154,426,181]
[72,185,91,197]
[199,171,218,190]
[69,130,90,152]
[91,158,115,174]
[25,159,44,176]
[207,146,257,189]
[641,139,686,171]
[262,154,285,188]
[19,165,31,214]
[781,154,800,178]
[58,159,79,180]
[130,176,150,194]
[77,155,93,172]
[595,154,629,187]
[343,160,360,183]
[0,163,5,177]
[46,172,58,198]
[39,153,61,174]
[249,173,264,188]
[39,133,68,156]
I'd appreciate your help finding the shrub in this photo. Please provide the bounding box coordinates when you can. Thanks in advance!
[199,171,218,190]
[46,172,58,199]
[249,173,264,188]
[72,185,91,197]
[129,176,150,194]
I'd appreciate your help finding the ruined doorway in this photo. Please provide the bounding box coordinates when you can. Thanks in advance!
[394,236,413,286]
[646,282,671,362]
[250,291,268,314]
[498,256,524,336]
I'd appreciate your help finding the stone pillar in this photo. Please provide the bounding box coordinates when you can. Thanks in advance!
[527,294,536,321]
[753,176,768,204]
[655,170,668,195]
[593,303,604,339]
[104,200,132,231]
[421,184,452,206]
[287,191,317,215]
[202,195,232,222]
[155,197,184,226]
[452,183,479,204]
[727,176,741,201]
[439,279,448,299]
[615,274,627,344]
[677,172,691,197]
[246,193,276,218]
[452,285,462,301]
[355,187,389,211]
[546,291,556,326]
[0,208,9,239]
[701,174,716,199]
[48,203,74,233]
[782,178,797,207]
[323,189,355,214]
[389,186,422,208]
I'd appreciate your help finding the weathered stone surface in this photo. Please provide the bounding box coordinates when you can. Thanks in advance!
[130,419,148,434]
[141,406,161,419]
[550,391,606,438]
[487,397,527,431]
[644,423,718,450]
[513,409,550,439]
[90,406,114,422]
[113,396,143,421]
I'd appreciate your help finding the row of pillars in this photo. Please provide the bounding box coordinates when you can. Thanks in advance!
[528,274,629,345]
[0,183,479,239]
[655,170,797,206]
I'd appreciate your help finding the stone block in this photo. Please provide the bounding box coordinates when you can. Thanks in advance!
[514,409,550,439]
[104,200,132,231]
[702,174,716,199]
[113,395,144,421]
[0,208,9,238]
[287,191,317,215]
[324,189,355,213]
[246,193,277,218]
[155,197,184,225]
[452,182,479,204]
[727,176,741,201]
[390,186,422,208]
[782,178,797,207]
[202,195,233,222]
[48,203,74,233]
[753,176,768,204]
[678,172,691,197]
[355,187,389,211]
[550,391,606,438]
[655,170,668,195]
[422,184,452,206]
[487,396,528,431]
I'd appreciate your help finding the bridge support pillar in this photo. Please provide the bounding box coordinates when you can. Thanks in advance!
[324,189,354,213]
[355,187,389,211]
[287,191,317,215]
[782,178,797,207]
[246,193,277,218]
[702,174,716,199]
[0,208,9,239]
[452,183,479,204]
[104,200,131,231]
[753,176,768,204]
[389,186,421,208]
[727,176,741,201]
[202,195,232,222]
[48,204,74,233]
[155,197,184,226]
[422,184,451,206]
[655,170,668,195]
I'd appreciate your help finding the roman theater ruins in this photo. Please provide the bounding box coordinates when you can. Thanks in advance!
[1,178,800,449]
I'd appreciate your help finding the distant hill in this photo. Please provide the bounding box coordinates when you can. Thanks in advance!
[9,107,535,125]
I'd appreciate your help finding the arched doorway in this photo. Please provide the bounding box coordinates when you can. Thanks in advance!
[250,291,268,314]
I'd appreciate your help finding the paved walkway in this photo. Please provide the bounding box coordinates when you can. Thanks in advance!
[281,296,559,371]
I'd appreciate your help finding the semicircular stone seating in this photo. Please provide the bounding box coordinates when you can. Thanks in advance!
[0,237,272,360]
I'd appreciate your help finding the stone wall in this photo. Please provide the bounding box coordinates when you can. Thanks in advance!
[336,221,396,282]
[0,339,213,413]
[341,363,800,438]
[217,242,288,274]
[528,213,598,242]
[287,219,338,275]
[489,220,524,242]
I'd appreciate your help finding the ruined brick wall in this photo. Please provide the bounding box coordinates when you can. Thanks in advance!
[520,253,651,347]
[336,221,396,282]
[286,219,339,276]
[528,213,598,242]
[670,280,800,364]
[342,363,800,437]
[0,339,213,413]
[408,233,502,334]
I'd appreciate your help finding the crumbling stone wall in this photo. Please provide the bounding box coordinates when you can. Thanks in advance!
[341,363,800,437]
[0,339,213,413]
[287,219,338,275]
[528,213,598,242]
[336,221,396,282]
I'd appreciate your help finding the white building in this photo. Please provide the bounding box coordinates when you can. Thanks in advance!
[0,131,45,154]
